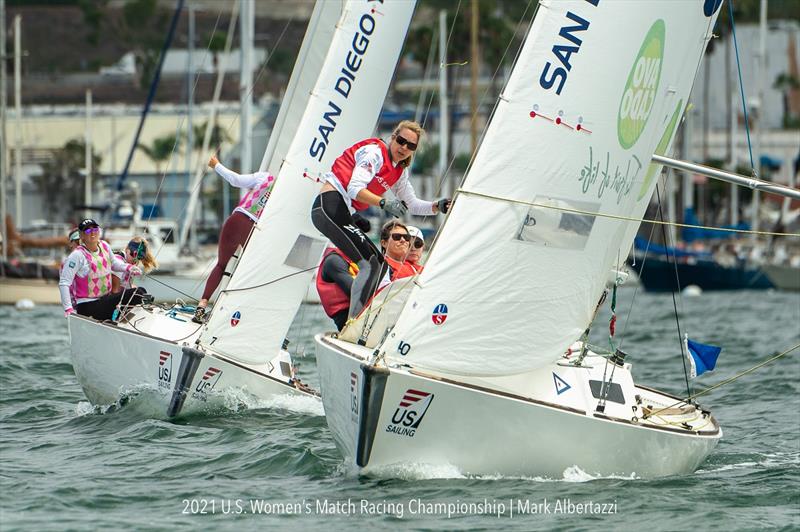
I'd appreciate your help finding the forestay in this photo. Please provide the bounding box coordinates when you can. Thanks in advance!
[383,0,721,376]
[201,0,417,363]
[259,0,342,177]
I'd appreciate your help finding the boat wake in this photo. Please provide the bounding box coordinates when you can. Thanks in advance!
[243,392,324,416]
[356,462,642,482]
[696,451,799,474]
[359,462,467,480]
[72,385,323,419]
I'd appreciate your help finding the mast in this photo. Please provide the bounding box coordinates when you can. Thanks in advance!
[438,10,449,194]
[84,89,93,218]
[178,2,238,250]
[751,0,767,238]
[1,0,7,261]
[239,0,253,175]
[13,14,21,227]
[470,0,478,155]
[186,2,195,248]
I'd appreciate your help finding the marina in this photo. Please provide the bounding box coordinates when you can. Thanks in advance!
[1,0,799,529]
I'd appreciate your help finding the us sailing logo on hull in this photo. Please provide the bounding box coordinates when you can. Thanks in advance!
[350,372,359,423]
[157,351,172,390]
[386,389,434,438]
[191,367,223,402]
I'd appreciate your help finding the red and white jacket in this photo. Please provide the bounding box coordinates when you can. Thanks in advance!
[324,138,433,214]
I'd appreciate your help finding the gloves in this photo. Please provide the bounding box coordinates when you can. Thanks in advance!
[65,307,75,317]
[128,265,142,276]
[380,198,408,218]
[436,198,452,214]
[351,212,371,233]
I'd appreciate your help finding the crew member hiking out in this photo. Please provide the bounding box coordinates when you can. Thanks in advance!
[193,154,276,323]
[310,120,450,319]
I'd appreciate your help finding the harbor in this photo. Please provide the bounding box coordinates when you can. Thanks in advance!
[1,0,799,529]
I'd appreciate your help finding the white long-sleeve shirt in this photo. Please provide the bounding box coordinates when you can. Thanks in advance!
[59,244,131,312]
[214,162,274,221]
[324,143,434,215]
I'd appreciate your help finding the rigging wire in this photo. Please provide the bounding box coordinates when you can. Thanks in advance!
[132,7,296,299]
[654,182,693,399]
[431,0,537,200]
[727,0,757,174]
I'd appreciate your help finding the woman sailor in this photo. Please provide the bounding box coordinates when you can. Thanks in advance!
[59,219,146,320]
[112,236,158,292]
[310,120,450,317]
[193,154,276,323]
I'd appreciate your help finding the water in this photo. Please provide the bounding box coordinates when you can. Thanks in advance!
[1,290,798,530]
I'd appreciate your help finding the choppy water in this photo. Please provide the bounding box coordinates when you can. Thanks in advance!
[1,290,798,530]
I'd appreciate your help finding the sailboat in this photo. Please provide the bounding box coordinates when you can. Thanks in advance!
[316,0,725,477]
[67,0,417,416]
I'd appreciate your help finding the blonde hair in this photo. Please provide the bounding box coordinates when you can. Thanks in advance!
[128,236,158,273]
[391,120,424,168]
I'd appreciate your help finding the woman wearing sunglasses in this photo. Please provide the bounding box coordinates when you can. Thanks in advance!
[59,218,147,321]
[112,236,158,292]
[311,120,451,318]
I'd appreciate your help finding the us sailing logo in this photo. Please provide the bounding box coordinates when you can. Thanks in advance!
[230,311,241,327]
[191,367,223,402]
[157,350,172,390]
[350,372,359,423]
[386,389,434,438]
[431,304,448,325]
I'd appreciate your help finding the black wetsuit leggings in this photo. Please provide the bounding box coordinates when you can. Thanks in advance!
[311,191,381,265]
[76,287,147,321]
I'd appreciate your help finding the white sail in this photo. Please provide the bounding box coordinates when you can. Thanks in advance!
[382,0,720,376]
[259,0,342,177]
[200,0,417,363]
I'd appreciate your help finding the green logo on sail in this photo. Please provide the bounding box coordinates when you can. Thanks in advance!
[618,20,665,149]
[637,99,683,200]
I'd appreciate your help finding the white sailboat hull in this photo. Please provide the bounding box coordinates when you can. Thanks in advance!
[316,334,721,478]
[68,308,317,417]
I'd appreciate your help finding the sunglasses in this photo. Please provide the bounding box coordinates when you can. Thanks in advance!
[412,238,424,249]
[83,227,100,235]
[390,233,411,242]
[394,134,418,151]
[127,242,145,260]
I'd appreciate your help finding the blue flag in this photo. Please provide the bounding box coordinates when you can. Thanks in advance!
[684,335,722,378]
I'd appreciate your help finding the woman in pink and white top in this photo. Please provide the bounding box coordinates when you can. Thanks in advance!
[194,154,276,323]
[59,219,145,321]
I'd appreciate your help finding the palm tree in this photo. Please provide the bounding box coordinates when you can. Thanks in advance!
[137,133,182,175]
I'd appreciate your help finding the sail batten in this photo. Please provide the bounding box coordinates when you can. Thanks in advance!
[199,0,417,364]
[381,0,720,376]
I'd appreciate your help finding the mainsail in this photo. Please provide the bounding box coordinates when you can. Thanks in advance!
[200,0,417,363]
[383,0,721,376]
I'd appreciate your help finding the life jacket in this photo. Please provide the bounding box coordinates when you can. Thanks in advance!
[72,241,114,299]
[330,138,404,211]
[316,248,358,318]
[235,174,276,221]
[385,255,420,281]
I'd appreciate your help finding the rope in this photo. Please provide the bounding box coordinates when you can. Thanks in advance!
[219,265,317,294]
[654,184,692,398]
[141,274,199,302]
[728,0,757,174]
[643,343,800,419]
[455,188,800,238]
